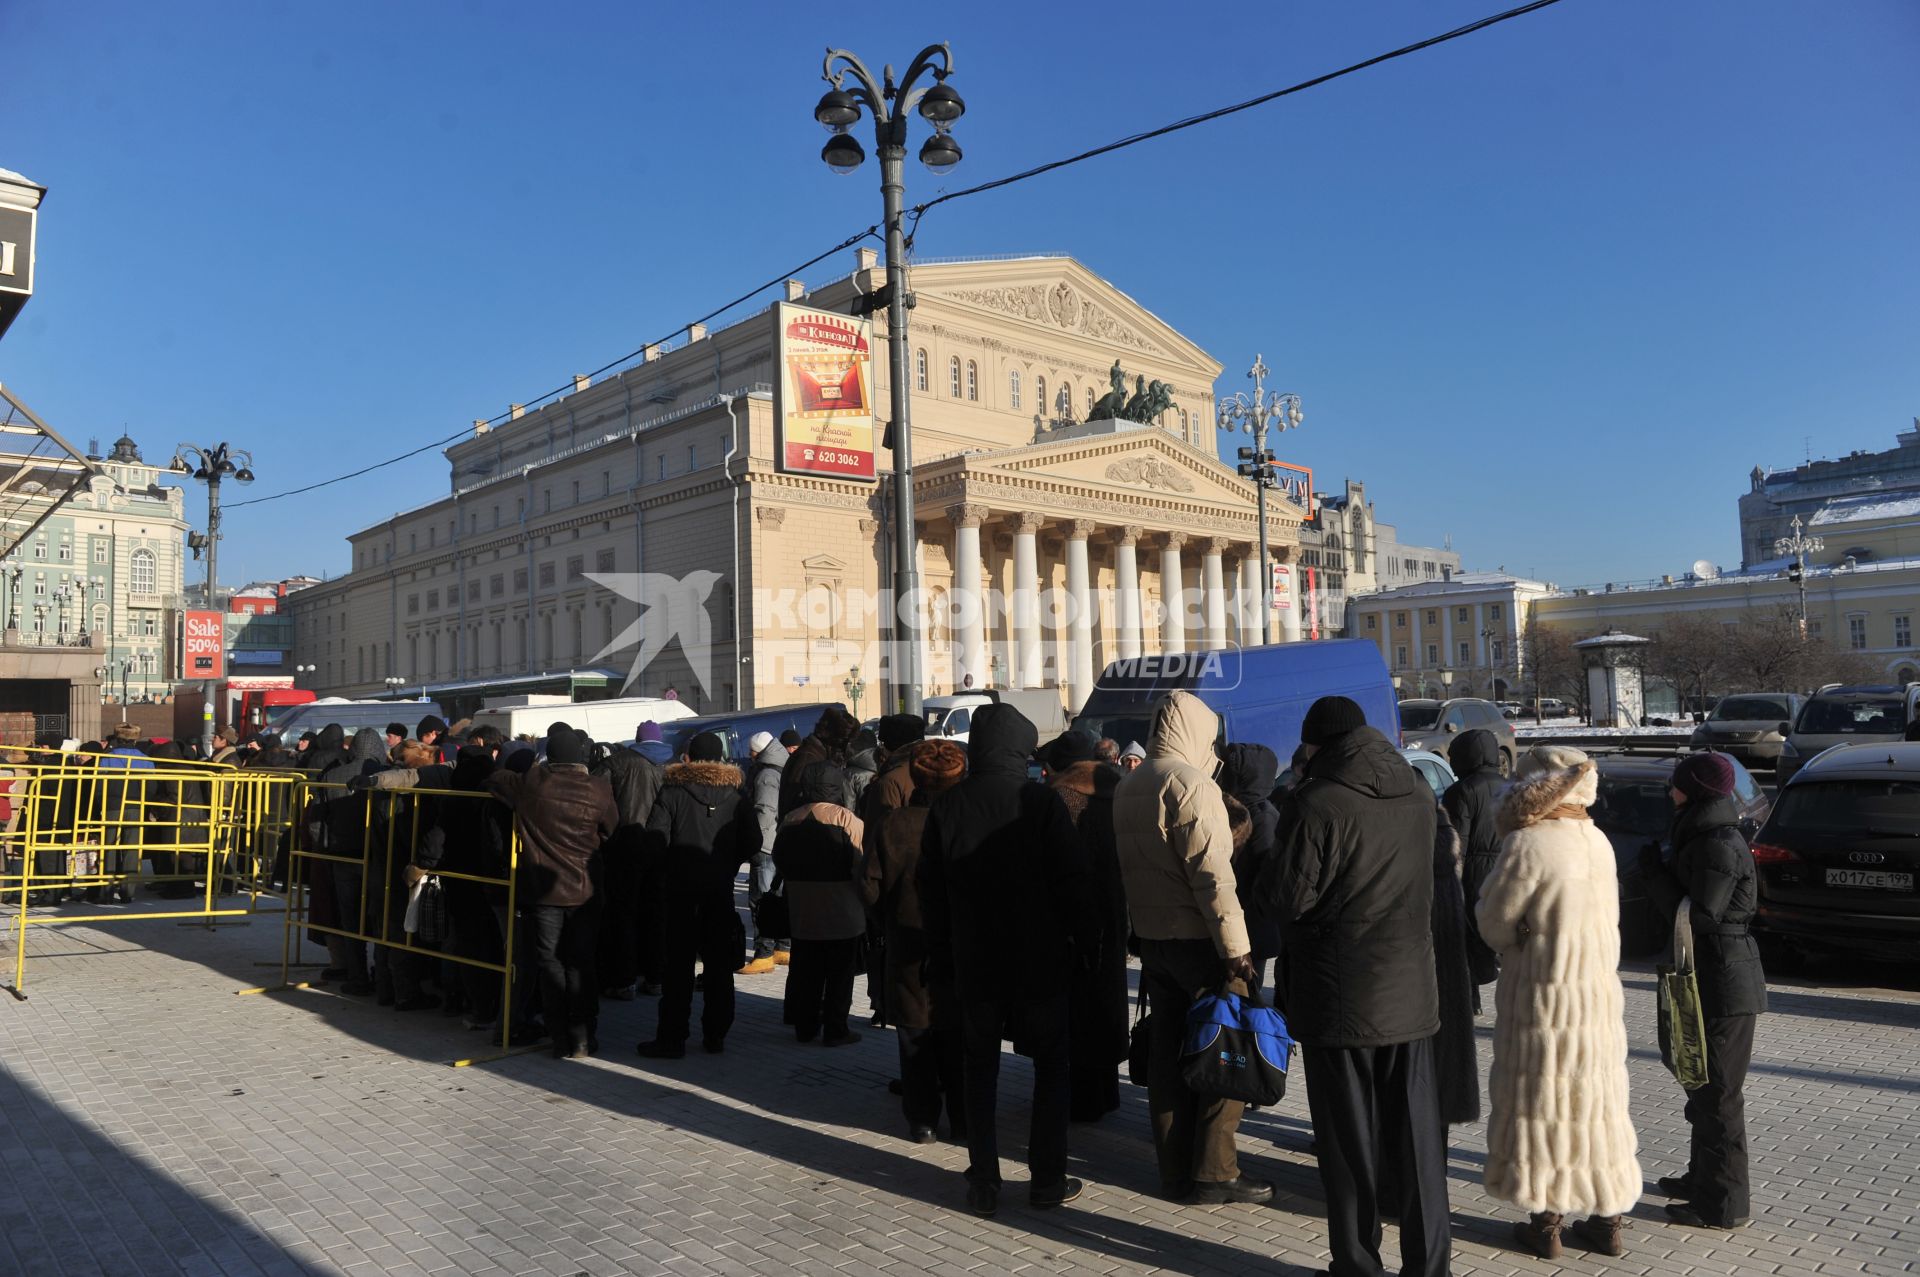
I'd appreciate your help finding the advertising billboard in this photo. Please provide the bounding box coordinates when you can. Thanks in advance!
[775,303,876,481]
[183,610,225,680]
[1271,561,1294,613]
[1266,460,1315,517]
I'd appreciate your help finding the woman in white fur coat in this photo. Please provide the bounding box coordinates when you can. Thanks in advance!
[1476,745,1642,1259]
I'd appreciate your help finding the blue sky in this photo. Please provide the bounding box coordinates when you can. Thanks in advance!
[2,0,1915,590]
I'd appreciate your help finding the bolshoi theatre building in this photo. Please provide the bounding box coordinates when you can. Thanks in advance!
[289,252,1312,716]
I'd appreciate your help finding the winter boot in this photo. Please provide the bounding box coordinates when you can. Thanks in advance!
[1513,1212,1563,1260]
[1569,1214,1625,1256]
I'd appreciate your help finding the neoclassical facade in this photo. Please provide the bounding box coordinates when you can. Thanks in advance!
[290,254,1302,714]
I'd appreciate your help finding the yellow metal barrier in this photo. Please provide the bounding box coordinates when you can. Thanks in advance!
[0,750,298,996]
[241,780,534,1068]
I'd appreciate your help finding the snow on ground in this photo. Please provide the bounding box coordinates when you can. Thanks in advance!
[1516,718,1691,738]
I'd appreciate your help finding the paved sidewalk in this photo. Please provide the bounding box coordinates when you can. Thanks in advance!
[0,900,1915,1276]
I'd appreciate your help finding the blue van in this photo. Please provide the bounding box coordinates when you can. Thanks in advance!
[642,702,847,764]
[1069,640,1400,761]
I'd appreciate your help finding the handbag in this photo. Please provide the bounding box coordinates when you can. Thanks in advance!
[755,871,790,941]
[1179,984,1294,1107]
[1126,983,1153,1087]
[404,874,449,943]
[1657,897,1710,1091]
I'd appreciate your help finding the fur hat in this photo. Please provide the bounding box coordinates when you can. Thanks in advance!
[112,722,141,742]
[1301,695,1367,746]
[1499,744,1599,833]
[395,739,435,768]
[877,712,926,751]
[416,714,448,740]
[814,704,860,749]
[1673,751,1737,801]
[687,731,726,763]
[385,722,409,740]
[1045,730,1100,770]
[910,739,966,793]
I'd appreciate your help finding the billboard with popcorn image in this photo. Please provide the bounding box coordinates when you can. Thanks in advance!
[775,303,875,481]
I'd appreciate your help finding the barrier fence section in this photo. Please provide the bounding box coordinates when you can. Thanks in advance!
[243,779,531,1067]
[0,752,306,996]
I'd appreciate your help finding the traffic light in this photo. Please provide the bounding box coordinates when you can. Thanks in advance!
[1787,561,1803,583]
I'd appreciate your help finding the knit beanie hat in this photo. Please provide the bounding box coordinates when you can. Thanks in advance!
[386,722,409,740]
[417,714,449,739]
[748,730,775,755]
[545,725,588,766]
[637,720,664,743]
[1672,750,1737,801]
[687,731,726,763]
[1301,695,1367,746]
[910,739,967,794]
[877,712,926,751]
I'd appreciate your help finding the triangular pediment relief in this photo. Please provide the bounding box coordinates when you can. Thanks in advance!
[799,553,849,574]
[911,257,1219,377]
[966,430,1264,511]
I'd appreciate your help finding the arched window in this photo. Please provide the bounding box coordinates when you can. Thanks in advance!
[965,361,978,402]
[915,348,928,392]
[1086,386,1096,417]
[1009,370,1022,409]
[130,549,156,594]
[1056,383,1073,419]
[1178,409,1189,435]
[1035,377,1047,416]
[948,356,961,396]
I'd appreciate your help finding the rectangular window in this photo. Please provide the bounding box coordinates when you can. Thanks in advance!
[56,542,71,562]
[1897,616,1912,648]
[490,573,504,598]
[426,590,439,610]
[1458,641,1471,664]
[1365,614,1377,631]
[538,563,555,588]
[93,540,108,564]
[1010,371,1021,410]
[466,580,480,603]
[657,456,666,481]
[142,615,157,637]
[566,555,584,581]
[1395,645,1408,669]
[596,549,616,574]
[1490,603,1503,620]
[1849,616,1867,650]
[572,480,580,505]
[407,594,420,615]
[688,443,697,471]
[543,490,552,513]
[514,567,528,592]
[1425,609,1438,625]
[33,541,44,559]
[1492,639,1505,662]
[1456,607,1469,623]
[1426,643,1439,665]
[1394,613,1405,629]
[1807,618,1822,639]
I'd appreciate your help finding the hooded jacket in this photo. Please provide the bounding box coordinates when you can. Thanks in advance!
[646,760,755,897]
[918,704,1096,1004]
[774,790,869,942]
[1642,793,1768,1018]
[1443,728,1505,973]
[747,738,788,856]
[1113,692,1250,959]
[1218,741,1283,964]
[303,724,350,776]
[1259,725,1439,1047]
[1050,757,1132,1071]
[316,728,389,854]
[1475,748,1641,1216]
[488,762,617,907]
[597,746,663,830]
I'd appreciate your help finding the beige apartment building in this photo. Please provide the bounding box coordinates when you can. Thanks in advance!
[290,253,1304,714]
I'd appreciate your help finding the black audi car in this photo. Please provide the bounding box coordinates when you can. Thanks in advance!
[1750,741,1920,967]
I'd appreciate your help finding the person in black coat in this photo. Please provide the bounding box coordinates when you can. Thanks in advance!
[919,704,1097,1217]
[1443,728,1505,994]
[1639,751,1767,1230]
[1257,696,1449,1277]
[593,745,663,1000]
[1218,742,1282,999]
[1044,730,1129,1124]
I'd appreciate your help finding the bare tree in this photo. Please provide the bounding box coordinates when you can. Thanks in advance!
[1639,613,1728,715]
[1519,619,1585,719]
[1725,608,1814,691]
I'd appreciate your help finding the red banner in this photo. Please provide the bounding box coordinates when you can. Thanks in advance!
[777,303,876,482]
[183,610,225,679]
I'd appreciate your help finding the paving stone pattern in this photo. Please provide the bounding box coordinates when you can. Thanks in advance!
[0,900,1915,1276]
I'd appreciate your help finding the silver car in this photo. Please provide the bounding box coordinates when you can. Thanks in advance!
[1397,697,1518,776]
[1689,693,1805,770]
[1777,685,1913,785]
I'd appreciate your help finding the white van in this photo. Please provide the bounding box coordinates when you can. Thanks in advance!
[468,696,697,744]
[923,689,1072,744]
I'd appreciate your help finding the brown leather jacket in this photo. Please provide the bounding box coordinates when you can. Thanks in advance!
[489,763,617,907]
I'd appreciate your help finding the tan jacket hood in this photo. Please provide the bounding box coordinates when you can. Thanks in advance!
[1147,691,1220,771]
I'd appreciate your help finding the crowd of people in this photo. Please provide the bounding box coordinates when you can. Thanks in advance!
[5,696,1767,1270]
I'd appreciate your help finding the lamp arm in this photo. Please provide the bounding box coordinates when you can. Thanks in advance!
[823,49,887,117]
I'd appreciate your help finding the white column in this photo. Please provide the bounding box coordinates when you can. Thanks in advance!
[1239,553,1262,644]
[950,503,987,692]
[1278,550,1303,642]
[1442,603,1456,680]
[1066,519,1095,706]
[1410,605,1424,685]
[1159,532,1186,655]
[1116,526,1144,660]
[1013,512,1043,688]
[1202,537,1229,650]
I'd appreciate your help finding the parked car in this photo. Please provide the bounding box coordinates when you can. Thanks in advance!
[1401,747,1458,800]
[1587,749,1771,957]
[1750,741,1920,967]
[1776,684,1915,784]
[1689,692,1806,770]
[1498,701,1526,720]
[1070,639,1399,765]
[1397,697,1518,776]
[627,703,846,764]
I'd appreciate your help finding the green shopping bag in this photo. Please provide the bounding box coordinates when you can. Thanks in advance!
[1656,898,1710,1091]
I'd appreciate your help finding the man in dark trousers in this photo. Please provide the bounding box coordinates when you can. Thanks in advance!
[637,731,756,1059]
[1260,695,1450,1277]
[1640,751,1766,1230]
[1443,728,1506,997]
[918,704,1096,1218]
[593,742,663,1000]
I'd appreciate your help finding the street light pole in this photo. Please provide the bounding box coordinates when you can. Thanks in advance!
[1774,514,1824,637]
[171,442,257,754]
[1219,355,1303,644]
[815,44,965,719]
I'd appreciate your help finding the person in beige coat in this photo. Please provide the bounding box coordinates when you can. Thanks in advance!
[1476,745,1642,1259]
[1114,691,1267,1207]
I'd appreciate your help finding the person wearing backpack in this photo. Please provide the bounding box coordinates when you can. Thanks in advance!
[1113,691,1268,1208]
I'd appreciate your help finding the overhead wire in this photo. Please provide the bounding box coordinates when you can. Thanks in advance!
[229,0,1569,510]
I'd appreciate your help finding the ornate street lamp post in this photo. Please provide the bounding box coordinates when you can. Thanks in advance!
[842,665,866,722]
[1219,355,1303,645]
[171,442,257,752]
[1774,514,1824,636]
[814,43,965,718]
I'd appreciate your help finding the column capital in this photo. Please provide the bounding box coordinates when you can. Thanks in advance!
[1271,544,1294,563]
[755,506,786,528]
[857,517,880,535]
[948,502,989,530]
[1205,536,1233,556]
[1067,519,1097,540]
[1013,511,1046,535]
[1115,525,1145,547]
[1158,531,1187,552]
